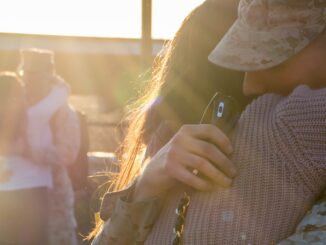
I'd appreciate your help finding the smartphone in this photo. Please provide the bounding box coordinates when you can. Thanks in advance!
[194,93,239,179]
[211,93,240,135]
[198,94,239,179]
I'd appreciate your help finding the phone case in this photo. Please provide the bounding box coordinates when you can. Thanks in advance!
[211,93,240,135]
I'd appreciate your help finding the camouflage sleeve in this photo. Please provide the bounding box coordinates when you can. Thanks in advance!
[92,182,162,245]
[277,191,326,245]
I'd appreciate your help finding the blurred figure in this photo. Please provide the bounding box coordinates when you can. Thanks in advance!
[18,48,81,245]
[0,72,50,244]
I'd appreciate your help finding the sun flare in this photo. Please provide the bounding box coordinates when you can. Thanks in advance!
[0,0,205,39]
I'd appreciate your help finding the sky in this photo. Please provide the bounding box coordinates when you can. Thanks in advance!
[0,0,205,39]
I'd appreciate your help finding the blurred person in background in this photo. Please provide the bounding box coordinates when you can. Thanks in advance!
[92,0,326,244]
[0,72,50,244]
[18,48,80,245]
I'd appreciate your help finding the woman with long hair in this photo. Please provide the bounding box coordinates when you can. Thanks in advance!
[114,0,249,192]
[93,0,326,244]
[92,1,254,244]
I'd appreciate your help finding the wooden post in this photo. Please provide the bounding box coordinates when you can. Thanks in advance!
[141,0,152,66]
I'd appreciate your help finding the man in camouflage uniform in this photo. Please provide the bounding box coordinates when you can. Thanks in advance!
[209,0,326,244]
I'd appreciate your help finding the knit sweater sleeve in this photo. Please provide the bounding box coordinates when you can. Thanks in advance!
[276,85,326,193]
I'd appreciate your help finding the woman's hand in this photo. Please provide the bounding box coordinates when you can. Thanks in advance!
[133,124,237,202]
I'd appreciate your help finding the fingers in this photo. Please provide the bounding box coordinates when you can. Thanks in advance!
[168,164,214,192]
[159,124,238,192]
[185,138,237,178]
[170,126,237,178]
[182,153,233,187]
[180,124,233,155]
[165,148,232,190]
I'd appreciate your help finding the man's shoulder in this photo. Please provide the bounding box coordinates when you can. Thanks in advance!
[279,85,326,107]
[245,85,326,118]
[274,85,326,120]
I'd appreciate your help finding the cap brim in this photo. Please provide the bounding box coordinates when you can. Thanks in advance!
[208,19,324,72]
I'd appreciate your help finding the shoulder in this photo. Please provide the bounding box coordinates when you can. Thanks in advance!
[276,85,326,117]
[246,85,326,115]
[272,85,326,140]
[244,85,326,128]
[288,85,326,97]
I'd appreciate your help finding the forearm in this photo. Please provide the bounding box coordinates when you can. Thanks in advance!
[93,181,162,244]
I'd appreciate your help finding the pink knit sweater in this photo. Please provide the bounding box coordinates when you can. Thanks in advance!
[144,85,326,244]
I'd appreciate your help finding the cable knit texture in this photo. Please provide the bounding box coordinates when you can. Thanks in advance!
[144,85,326,244]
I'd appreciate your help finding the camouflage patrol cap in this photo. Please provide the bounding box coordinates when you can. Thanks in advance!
[208,0,326,71]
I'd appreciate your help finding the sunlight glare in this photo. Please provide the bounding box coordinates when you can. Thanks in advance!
[0,0,205,39]
[152,0,205,39]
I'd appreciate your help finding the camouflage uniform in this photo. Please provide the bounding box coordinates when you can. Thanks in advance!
[92,181,161,245]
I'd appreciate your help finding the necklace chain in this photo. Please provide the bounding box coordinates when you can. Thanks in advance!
[172,192,191,245]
